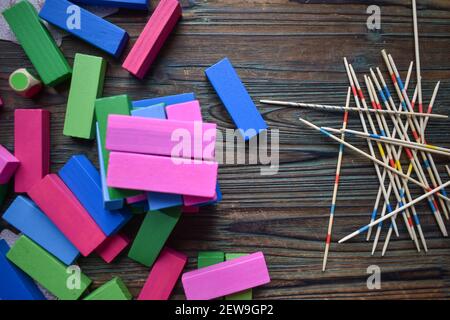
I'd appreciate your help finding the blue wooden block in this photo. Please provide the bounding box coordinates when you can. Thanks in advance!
[59,155,131,236]
[131,103,166,118]
[96,122,124,210]
[0,240,45,300]
[132,93,195,108]
[73,0,149,10]
[2,196,80,265]
[39,0,129,57]
[205,58,267,141]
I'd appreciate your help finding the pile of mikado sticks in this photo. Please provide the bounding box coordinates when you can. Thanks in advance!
[261,1,450,271]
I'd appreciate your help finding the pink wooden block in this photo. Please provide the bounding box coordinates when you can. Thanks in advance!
[182,252,270,300]
[138,247,187,300]
[107,152,218,198]
[106,115,216,161]
[122,0,181,79]
[0,145,20,184]
[95,233,130,263]
[14,109,50,193]
[125,193,147,204]
[28,174,106,256]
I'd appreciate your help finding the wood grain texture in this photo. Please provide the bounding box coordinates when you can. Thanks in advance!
[1,0,450,299]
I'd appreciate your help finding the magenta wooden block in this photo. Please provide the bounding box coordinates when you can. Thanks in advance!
[14,109,50,193]
[107,152,218,198]
[181,252,270,300]
[95,233,130,263]
[126,193,147,204]
[137,247,187,300]
[0,145,20,184]
[105,115,216,161]
[27,174,106,256]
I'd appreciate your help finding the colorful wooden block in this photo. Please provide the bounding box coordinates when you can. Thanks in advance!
[225,253,252,300]
[2,196,80,265]
[95,95,140,200]
[131,102,166,118]
[197,251,224,269]
[106,115,217,161]
[132,92,195,108]
[122,0,181,78]
[95,233,130,263]
[84,277,132,300]
[0,145,19,184]
[125,193,147,204]
[137,247,186,300]
[2,0,71,86]
[9,68,42,98]
[64,53,106,139]
[7,236,91,300]
[73,0,148,10]
[0,239,45,300]
[14,109,50,193]
[39,0,129,57]
[28,174,106,256]
[182,251,270,300]
[205,57,267,141]
[107,152,218,198]
[128,208,181,267]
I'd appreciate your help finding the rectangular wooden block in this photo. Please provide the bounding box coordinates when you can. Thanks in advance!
[182,251,270,300]
[2,195,80,265]
[95,233,130,263]
[225,253,252,300]
[63,53,106,139]
[95,95,140,200]
[73,0,148,10]
[132,92,195,108]
[0,239,45,300]
[137,247,186,300]
[205,57,267,141]
[59,155,131,236]
[39,0,129,57]
[2,0,71,86]
[128,208,181,267]
[7,236,91,300]
[197,251,224,269]
[14,109,50,193]
[28,174,107,256]
[84,277,132,300]
[106,115,217,161]
[0,145,19,184]
[131,102,166,118]
[107,152,218,197]
[122,0,181,78]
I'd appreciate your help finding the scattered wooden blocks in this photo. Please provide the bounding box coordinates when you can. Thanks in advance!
[197,251,224,269]
[64,54,106,139]
[39,0,129,57]
[28,174,107,256]
[122,0,182,78]
[95,233,130,263]
[7,236,91,300]
[132,92,195,108]
[107,152,218,197]
[128,208,181,267]
[205,57,267,141]
[14,109,50,193]
[182,251,270,300]
[84,277,132,300]
[9,68,42,98]
[2,196,80,265]
[137,247,187,300]
[0,239,45,300]
[73,0,149,10]
[2,0,71,86]
[0,145,19,184]
[225,253,252,300]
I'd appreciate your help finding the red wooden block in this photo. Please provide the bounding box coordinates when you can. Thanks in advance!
[27,174,106,256]
[0,145,20,184]
[137,247,187,300]
[122,0,181,79]
[95,233,130,263]
[14,109,50,193]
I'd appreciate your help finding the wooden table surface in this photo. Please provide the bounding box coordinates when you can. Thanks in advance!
[1,0,450,300]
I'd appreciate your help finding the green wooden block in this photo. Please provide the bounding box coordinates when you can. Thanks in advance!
[84,277,132,300]
[64,53,106,139]
[0,183,9,207]
[197,251,224,269]
[95,95,139,200]
[6,235,91,300]
[128,207,181,267]
[225,253,252,300]
[2,0,71,86]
